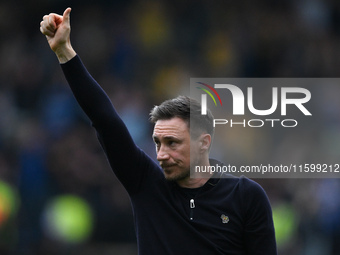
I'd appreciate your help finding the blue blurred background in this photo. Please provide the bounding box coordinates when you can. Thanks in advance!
[1,0,340,254]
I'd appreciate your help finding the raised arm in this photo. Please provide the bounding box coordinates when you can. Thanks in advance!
[40,8,153,194]
[40,8,112,127]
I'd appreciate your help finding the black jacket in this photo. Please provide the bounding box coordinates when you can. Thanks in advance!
[61,55,277,255]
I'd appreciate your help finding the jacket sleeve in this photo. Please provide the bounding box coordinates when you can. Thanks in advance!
[241,177,278,255]
[60,55,154,194]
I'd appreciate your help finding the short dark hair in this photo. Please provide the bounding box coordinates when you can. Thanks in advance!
[149,96,214,139]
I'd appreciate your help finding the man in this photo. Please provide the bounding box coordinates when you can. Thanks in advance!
[40,8,277,254]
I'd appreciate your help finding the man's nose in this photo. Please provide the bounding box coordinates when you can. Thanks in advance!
[157,145,170,161]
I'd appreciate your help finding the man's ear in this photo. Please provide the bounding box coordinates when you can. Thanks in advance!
[199,133,211,153]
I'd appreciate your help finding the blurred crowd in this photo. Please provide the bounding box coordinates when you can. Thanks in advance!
[1,0,340,254]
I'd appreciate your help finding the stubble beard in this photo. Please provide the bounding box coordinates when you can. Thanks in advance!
[162,157,200,182]
[163,166,190,182]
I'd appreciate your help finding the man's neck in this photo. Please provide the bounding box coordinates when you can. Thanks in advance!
[176,176,211,188]
[177,158,212,188]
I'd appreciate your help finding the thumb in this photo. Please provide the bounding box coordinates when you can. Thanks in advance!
[62,7,71,25]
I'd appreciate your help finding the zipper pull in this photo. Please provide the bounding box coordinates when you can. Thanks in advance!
[190,199,195,208]
[190,199,195,221]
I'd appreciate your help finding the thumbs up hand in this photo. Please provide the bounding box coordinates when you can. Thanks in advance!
[40,8,76,63]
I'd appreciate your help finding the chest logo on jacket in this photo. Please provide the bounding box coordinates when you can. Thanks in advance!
[221,214,229,224]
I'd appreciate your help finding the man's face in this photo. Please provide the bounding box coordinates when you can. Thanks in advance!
[152,117,201,182]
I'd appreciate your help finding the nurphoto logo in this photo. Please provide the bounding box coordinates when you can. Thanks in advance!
[194,80,312,128]
[190,78,340,179]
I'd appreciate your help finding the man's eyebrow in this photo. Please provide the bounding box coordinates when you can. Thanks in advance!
[153,135,180,141]
[163,136,179,140]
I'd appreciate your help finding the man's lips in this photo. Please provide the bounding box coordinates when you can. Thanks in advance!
[160,164,176,169]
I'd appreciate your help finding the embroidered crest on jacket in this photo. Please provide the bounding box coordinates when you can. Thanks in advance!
[221,214,229,224]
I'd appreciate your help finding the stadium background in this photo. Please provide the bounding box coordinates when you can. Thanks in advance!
[1,0,340,254]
